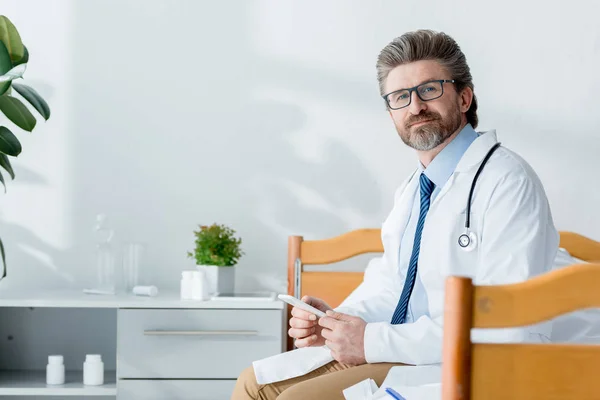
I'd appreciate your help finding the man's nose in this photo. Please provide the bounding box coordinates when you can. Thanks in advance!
[407,91,426,115]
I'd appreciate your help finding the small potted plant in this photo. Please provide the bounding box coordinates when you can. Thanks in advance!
[187,223,244,294]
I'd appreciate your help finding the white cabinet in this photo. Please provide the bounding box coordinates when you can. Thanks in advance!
[116,308,284,399]
[117,309,282,379]
[0,291,285,399]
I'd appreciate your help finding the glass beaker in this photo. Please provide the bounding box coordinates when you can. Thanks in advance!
[122,242,145,292]
[94,214,115,293]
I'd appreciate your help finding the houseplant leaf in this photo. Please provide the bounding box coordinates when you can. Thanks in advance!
[0,152,14,179]
[0,126,21,156]
[0,42,12,96]
[0,15,24,63]
[0,168,5,192]
[13,45,28,67]
[13,83,50,120]
[0,237,5,279]
[0,95,36,131]
[0,64,26,84]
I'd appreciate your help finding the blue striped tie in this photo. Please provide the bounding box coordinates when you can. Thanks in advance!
[391,173,435,324]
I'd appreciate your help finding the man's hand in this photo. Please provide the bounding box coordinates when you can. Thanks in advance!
[319,310,367,366]
[288,296,333,348]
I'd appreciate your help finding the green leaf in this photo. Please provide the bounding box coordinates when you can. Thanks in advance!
[0,168,5,192]
[0,42,12,96]
[0,95,36,131]
[13,45,28,67]
[13,83,50,120]
[0,152,14,179]
[0,16,24,63]
[0,236,5,280]
[0,126,21,156]
[0,64,26,84]
[188,223,244,266]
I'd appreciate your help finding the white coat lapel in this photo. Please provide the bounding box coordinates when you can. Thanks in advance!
[382,171,419,269]
[455,130,499,173]
[430,130,500,209]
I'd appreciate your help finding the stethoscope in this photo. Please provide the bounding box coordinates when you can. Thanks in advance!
[457,142,502,252]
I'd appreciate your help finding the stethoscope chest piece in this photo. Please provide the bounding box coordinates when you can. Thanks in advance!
[458,231,477,252]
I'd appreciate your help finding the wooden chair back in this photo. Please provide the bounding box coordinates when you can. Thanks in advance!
[286,228,383,350]
[443,263,600,399]
[286,230,600,351]
[287,230,600,306]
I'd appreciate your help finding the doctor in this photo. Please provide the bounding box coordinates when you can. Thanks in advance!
[232,29,559,400]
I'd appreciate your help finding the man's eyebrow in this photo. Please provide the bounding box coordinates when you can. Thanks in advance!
[389,77,440,93]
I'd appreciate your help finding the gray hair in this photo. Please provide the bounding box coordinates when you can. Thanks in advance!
[376,30,478,129]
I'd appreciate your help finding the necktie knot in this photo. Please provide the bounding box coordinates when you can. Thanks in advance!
[419,173,435,198]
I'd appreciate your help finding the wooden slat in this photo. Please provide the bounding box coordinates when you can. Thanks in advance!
[300,272,363,309]
[287,236,302,297]
[300,229,383,265]
[442,277,473,400]
[473,263,600,328]
[286,236,302,351]
[471,343,600,399]
[559,231,600,262]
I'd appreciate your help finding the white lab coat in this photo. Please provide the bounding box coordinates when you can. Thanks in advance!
[253,130,559,384]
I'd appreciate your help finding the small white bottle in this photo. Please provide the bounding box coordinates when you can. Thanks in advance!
[83,354,104,386]
[132,285,158,297]
[190,270,207,300]
[46,355,65,385]
[180,271,194,300]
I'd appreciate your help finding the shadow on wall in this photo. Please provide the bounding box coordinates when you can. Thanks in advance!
[18,0,388,292]
[2,0,597,295]
[241,100,384,292]
[0,166,75,289]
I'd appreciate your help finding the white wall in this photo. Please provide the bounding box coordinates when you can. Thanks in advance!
[0,0,598,293]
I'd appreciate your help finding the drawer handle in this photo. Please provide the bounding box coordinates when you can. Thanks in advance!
[144,330,258,336]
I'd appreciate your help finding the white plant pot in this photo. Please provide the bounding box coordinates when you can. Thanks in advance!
[197,265,235,294]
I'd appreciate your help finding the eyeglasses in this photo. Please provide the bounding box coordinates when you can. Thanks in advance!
[383,79,455,110]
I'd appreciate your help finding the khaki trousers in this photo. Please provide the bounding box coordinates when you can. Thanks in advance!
[231,361,404,400]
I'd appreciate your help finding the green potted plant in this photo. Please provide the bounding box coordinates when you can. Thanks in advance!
[0,15,51,282]
[187,223,244,294]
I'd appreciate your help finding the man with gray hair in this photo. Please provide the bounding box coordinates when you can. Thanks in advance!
[232,29,558,400]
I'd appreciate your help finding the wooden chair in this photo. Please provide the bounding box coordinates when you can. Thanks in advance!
[286,230,600,350]
[286,228,383,350]
[443,262,600,399]
[287,230,600,308]
[287,229,383,308]
[556,231,600,262]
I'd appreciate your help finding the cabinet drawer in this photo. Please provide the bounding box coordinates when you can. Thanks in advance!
[117,309,283,378]
[118,379,235,400]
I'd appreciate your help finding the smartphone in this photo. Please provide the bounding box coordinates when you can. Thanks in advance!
[277,294,327,318]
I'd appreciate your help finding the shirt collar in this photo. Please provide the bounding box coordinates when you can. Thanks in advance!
[418,124,478,188]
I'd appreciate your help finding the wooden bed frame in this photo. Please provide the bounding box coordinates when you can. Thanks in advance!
[286,229,600,349]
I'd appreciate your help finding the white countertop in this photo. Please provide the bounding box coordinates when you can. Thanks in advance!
[0,289,284,309]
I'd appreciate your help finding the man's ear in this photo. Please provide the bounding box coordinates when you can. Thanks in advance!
[459,86,474,114]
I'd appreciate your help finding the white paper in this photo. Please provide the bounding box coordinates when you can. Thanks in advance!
[373,365,442,400]
[343,365,442,400]
[343,378,378,400]
[372,384,441,400]
[252,346,333,384]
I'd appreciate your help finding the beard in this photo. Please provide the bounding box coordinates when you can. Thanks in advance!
[396,104,463,151]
